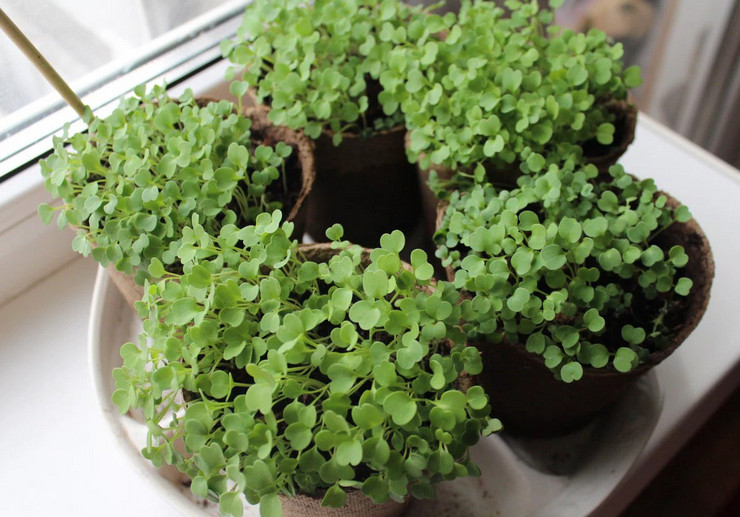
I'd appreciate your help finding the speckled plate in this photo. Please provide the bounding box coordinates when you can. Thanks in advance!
[88,267,663,517]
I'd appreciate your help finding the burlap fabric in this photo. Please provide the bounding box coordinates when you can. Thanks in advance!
[279,490,411,517]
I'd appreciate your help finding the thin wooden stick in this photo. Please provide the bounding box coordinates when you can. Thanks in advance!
[0,7,87,119]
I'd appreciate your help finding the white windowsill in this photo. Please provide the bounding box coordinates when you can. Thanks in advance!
[0,258,182,515]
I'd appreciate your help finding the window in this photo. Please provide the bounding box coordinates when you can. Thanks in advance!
[0,0,248,181]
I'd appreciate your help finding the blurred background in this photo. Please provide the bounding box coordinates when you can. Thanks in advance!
[0,0,231,160]
[554,0,740,170]
[0,0,229,117]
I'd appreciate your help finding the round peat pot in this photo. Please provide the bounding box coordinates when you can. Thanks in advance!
[439,194,713,437]
[88,267,665,517]
[415,159,452,245]
[267,243,466,515]
[305,126,423,249]
[473,337,654,437]
[104,265,145,312]
[280,490,411,517]
[245,105,316,240]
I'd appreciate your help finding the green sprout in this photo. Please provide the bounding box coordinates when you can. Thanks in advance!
[113,213,499,516]
[222,0,454,145]
[402,0,642,173]
[38,85,295,285]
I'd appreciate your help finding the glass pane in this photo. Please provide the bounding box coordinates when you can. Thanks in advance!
[0,0,232,139]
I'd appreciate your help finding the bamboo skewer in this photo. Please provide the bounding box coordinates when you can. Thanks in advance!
[0,7,88,119]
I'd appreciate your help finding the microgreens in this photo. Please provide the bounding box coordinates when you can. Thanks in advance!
[113,213,499,516]
[435,163,692,382]
[38,85,296,285]
[403,0,642,173]
[222,0,453,145]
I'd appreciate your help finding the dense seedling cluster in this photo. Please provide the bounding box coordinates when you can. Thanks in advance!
[39,86,293,283]
[404,0,641,173]
[222,0,454,144]
[436,163,693,381]
[114,215,498,516]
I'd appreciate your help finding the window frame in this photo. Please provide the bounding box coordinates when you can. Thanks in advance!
[0,0,248,182]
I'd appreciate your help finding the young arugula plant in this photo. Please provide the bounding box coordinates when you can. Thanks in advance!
[222,0,454,145]
[113,212,499,517]
[403,0,642,175]
[38,85,297,285]
[435,162,693,382]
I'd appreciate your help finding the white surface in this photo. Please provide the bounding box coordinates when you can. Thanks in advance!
[1,117,740,515]
[89,268,663,517]
[0,162,79,305]
[0,259,179,515]
[645,0,734,135]
[598,115,740,516]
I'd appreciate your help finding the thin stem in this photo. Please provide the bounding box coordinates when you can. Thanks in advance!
[0,8,88,120]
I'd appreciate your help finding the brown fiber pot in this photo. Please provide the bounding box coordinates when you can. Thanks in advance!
[304,126,423,249]
[414,98,638,250]
[245,105,316,240]
[279,490,411,517]
[435,192,714,437]
[103,100,316,311]
[584,98,638,174]
[296,242,418,279]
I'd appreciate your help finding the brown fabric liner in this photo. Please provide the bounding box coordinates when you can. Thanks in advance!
[434,190,714,437]
[305,126,423,249]
[105,98,315,311]
[280,490,411,517]
[298,242,377,268]
[106,264,146,310]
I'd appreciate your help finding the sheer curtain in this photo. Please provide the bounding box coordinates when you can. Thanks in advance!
[0,0,228,132]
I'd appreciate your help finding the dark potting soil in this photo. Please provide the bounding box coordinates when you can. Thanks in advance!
[226,132,304,229]
[574,263,684,357]
[581,100,636,163]
[360,77,404,137]
[262,136,303,216]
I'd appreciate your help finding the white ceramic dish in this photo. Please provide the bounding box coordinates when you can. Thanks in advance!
[88,267,663,517]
